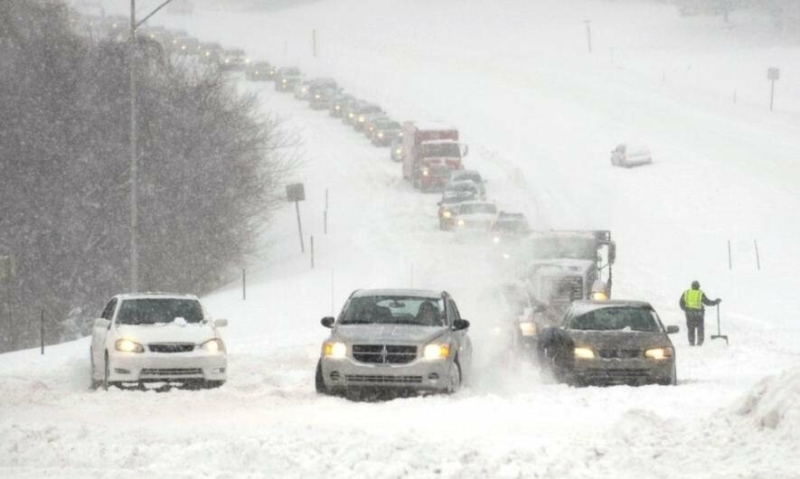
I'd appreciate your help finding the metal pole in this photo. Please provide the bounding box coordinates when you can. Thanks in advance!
[770,79,775,111]
[242,268,246,300]
[311,236,315,269]
[754,239,761,270]
[40,309,44,355]
[129,0,139,292]
[584,20,592,54]
[727,240,732,270]
[295,200,305,253]
[324,188,328,235]
[324,210,327,235]
[312,29,317,58]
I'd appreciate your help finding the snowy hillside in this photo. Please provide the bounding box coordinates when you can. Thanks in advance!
[2,0,800,477]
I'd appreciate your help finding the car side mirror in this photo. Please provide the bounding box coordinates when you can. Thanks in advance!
[214,319,229,328]
[321,317,335,328]
[453,319,470,331]
[94,318,110,329]
[666,325,679,334]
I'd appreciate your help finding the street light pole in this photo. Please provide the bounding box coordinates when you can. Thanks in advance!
[128,0,175,293]
[129,0,139,293]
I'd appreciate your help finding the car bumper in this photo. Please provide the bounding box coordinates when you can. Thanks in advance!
[108,352,227,383]
[572,358,673,385]
[321,356,451,391]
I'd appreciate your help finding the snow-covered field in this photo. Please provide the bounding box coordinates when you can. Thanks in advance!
[2,0,800,477]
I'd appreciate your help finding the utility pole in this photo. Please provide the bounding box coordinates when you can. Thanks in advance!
[584,20,592,54]
[129,0,139,292]
[129,0,176,293]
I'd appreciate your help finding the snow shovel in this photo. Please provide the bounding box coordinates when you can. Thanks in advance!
[710,304,729,345]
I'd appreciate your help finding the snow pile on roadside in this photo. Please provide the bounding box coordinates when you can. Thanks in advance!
[736,365,800,433]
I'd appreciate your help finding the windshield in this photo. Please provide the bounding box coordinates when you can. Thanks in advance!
[454,172,481,183]
[340,296,445,327]
[116,298,204,325]
[569,307,660,332]
[458,203,497,215]
[529,237,597,260]
[420,142,460,158]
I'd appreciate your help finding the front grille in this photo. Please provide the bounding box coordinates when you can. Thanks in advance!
[597,349,642,359]
[148,343,195,353]
[586,368,651,378]
[345,375,423,384]
[140,368,203,377]
[352,345,417,364]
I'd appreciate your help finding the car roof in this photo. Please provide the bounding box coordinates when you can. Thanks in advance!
[569,300,654,315]
[115,292,200,301]
[457,200,494,207]
[351,289,443,299]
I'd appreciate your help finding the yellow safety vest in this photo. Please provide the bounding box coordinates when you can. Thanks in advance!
[684,289,704,310]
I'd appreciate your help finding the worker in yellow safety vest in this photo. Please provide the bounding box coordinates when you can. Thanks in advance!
[678,280,721,346]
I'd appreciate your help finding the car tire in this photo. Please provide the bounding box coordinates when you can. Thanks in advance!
[102,352,115,391]
[315,360,328,395]
[204,380,225,389]
[89,348,101,390]
[446,360,462,394]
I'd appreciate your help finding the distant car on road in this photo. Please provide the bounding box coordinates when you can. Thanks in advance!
[491,212,530,242]
[275,67,302,91]
[316,289,472,396]
[390,138,404,162]
[610,144,653,168]
[219,48,249,71]
[538,300,679,386]
[329,94,355,118]
[352,104,384,131]
[370,119,403,146]
[245,61,272,81]
[438,182,481,230]
[447,170,486,199]
[90,293,228,390]
[452,201,498,234]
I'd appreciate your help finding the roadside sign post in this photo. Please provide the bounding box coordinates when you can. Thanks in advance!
[767,67,780,111]
[584,20,592,54]
[287,183,306,253]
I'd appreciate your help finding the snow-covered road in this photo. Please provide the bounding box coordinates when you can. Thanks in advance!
[2,0,800,477]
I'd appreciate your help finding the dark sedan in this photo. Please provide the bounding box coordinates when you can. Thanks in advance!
[538,300,679,386]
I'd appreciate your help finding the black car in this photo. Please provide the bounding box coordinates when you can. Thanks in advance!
[275,67,302,91]
[538,300,679,386]
[370,119,403,147]
[310,86,339,110]
[329,94,355,118]
[352,104,383,131]
[245,61,272,81]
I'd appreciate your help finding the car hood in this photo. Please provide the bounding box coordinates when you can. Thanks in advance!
[333,324,447,344]
[569,330,670,349]
[115,323,218,345]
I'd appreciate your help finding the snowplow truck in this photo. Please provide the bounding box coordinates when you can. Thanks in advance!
[522,230,616,321]
[402,122,468,192]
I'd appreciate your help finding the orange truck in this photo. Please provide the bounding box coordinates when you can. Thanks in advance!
[402,122,468,192]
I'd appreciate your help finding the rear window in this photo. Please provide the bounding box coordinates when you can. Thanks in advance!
[569,307,660,332]
[458,203,497,215]
[116,299,205,325]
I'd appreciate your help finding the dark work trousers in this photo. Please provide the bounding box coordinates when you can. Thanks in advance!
[686,310,705,346]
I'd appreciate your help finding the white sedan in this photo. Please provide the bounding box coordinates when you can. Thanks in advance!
[90,293,228,390]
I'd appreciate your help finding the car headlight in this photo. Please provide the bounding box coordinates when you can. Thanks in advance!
[493,236,501,244]
[574,347,595,359]
[115,339,144,353]
[349,113,355,118]
[201,338,226,354]
[591,291,609,301]
[457,219,465,227]
[422,168,429,176]
[645,347,673,360]
[324,342,347,358]
[335,105,340,110]
[442,210,452,219]
[395,148,402,155]
[519,322,537,337]
[423,343,450,360]
[358,117,365,122]
[378,132,384,138]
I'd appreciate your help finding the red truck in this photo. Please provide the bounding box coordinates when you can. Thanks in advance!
[402,122,468,192]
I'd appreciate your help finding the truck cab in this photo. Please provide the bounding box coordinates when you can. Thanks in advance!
[521,231,616,318]
[402,122,468,192]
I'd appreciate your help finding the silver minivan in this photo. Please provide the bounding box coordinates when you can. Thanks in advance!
[316,289,472,396]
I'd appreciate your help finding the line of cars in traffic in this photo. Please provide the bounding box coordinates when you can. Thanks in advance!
[74,16,678,394]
